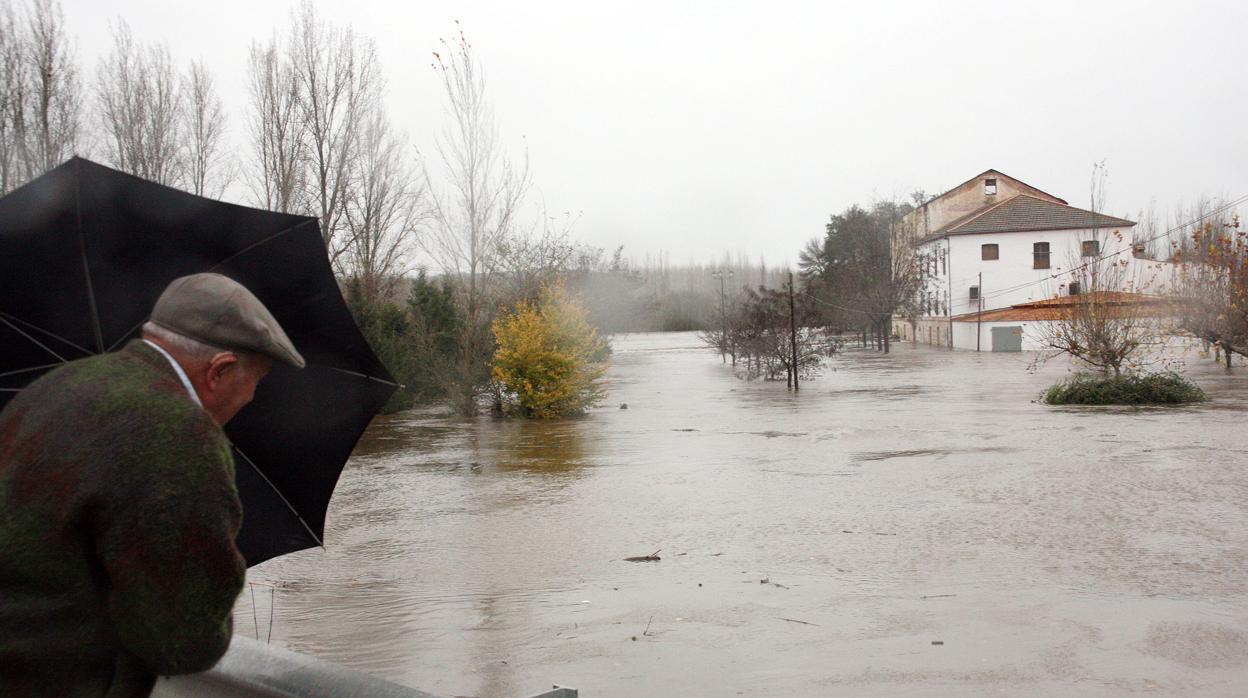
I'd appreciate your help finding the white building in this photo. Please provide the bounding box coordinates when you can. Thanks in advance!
[894,170,1167,351]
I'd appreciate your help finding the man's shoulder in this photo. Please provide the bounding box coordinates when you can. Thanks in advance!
[7,344,219,447]
[22,343,183,404]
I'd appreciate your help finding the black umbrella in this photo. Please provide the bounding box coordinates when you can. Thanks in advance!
[0,158,396,566]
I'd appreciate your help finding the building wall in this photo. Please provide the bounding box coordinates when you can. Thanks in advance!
[932,226,1142,318]
[953,320,1046,351]
[895,316,951,348]
[952,317,1187,352]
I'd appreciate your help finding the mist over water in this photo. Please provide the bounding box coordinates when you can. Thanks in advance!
[238,333,1248,697]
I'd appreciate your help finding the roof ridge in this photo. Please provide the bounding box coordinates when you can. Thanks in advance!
[918,169,1068,209]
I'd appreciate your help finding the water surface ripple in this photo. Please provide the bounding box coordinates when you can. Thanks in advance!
[237,333,1248,697]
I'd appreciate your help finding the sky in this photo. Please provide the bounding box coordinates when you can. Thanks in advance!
[63,0,1248,268]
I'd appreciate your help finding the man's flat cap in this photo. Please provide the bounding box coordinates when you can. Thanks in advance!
[150,273,306,369]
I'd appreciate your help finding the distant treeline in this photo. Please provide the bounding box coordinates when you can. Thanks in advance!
[569,251,791,334]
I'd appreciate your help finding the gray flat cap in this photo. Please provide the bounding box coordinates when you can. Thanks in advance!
[150,273,306,369]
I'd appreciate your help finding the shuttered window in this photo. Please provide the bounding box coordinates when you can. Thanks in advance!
[1033,242,1050,269]
[981,244,999,261]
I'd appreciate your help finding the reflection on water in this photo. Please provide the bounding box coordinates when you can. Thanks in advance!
[238,333,1248,697]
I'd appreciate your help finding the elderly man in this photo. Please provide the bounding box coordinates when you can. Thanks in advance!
[0,273,304,697]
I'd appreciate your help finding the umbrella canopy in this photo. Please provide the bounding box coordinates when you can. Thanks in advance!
[0,158,396,566]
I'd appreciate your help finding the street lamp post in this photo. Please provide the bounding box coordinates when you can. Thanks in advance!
[711,269,733,363]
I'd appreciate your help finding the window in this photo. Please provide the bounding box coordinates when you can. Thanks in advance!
[969,285,980,301]
[981,243,999,260]
[984,178,997,196]
[940,249,946,275]
[1081,240,1100,257]
[1068,281,1081,296]
[1033,242,1050,269]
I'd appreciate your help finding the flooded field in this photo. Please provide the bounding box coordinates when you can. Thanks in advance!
[237,333,1248,697]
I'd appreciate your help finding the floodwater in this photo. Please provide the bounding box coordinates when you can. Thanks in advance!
[237,333,1248,697]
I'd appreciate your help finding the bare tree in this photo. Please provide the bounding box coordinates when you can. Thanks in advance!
[245,37,304,213]
[0,0,82,193]
[181,60,230,197]
[1173,212,1248,369]
[289,0,378,269]
[494,210,586,303]
[96,21,183,185]
[422,26,531,415]
[1035,250,1170,376]
[1032,164,1170,376]
[343,109,422,303]
[0,1,25,192]
[715,283,836,382]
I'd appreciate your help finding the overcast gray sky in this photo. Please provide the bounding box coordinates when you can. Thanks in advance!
[65,0,1248,267]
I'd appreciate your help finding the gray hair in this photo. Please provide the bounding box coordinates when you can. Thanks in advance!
[141,321,227,361]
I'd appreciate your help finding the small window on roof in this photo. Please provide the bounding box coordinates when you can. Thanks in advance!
[984,178,997,195]
[981,243,999,260]
[1081,240,1100,257]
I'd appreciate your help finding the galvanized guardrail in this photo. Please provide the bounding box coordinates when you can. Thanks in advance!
[151,635,577,698]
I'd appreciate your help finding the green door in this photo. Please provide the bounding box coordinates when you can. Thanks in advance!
[991,326,1023,352]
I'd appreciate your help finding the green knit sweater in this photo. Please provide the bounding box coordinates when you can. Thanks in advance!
[0,340,246,697]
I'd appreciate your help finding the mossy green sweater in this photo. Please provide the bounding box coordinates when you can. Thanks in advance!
[0,341,245,697]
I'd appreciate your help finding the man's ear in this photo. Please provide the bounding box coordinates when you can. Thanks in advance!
[205,353,240,388]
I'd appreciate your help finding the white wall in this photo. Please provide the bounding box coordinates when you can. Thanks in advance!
[921,227,1156,319]
[953,320,1046,351]
[953,317,1192,353]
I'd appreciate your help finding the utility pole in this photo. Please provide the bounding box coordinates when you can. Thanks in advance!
[976,271,983,352]
[788,271,799,391]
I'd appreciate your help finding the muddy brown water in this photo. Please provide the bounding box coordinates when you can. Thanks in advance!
[236,333,1248,697]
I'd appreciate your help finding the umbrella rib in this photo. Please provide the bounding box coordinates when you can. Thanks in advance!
[209,219,319,272]
[0,315,69,363]
[0,312,94,355]
[326,367,401,387]
[106,319,147,353]
[108,220,314,353]
[0,362,65,379]
[75,159,106,354]
[231,442,325,549]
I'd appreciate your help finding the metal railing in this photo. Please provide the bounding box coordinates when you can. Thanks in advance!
[151,635,577,698]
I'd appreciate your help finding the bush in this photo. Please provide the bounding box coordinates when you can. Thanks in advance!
[492,285,608,418]
[344,272,464,413]
[1042,372,1207,405]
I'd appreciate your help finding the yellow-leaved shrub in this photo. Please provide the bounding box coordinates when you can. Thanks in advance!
[491,285,607,418]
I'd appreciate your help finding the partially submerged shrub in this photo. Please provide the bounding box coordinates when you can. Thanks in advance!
[492,284,608,418]
[1042,372,1207,405]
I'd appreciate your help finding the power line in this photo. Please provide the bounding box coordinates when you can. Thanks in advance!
[978,193,1248,304]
